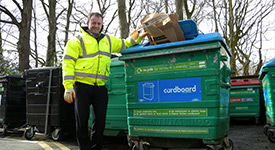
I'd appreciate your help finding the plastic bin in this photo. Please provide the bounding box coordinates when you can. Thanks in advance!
[23,67,75,140]
[229,78,262,124]
[89,58,128,136]
[259,58,275,142]
[0,75,26,137]
[178,19,198,40]
[120,28,233,149]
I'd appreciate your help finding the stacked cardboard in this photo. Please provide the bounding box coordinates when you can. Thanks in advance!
[140,13,185,45]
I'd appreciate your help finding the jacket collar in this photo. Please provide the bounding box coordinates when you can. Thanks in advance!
[80,26,105,42]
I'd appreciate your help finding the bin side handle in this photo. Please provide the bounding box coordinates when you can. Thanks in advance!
[44,69,53,135]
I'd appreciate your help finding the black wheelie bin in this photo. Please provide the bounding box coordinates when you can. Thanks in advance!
[24,67,75,140]
[0,75,26,137]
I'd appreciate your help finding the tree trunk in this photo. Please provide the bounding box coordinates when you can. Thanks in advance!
[64,0,74,47]
[183,0,196,19]
[117,0,128,39]
[33,2,38,67]
[0,22,2,57]
[211,0,219,32]
[175,0,183,20]
[46,0,57,66]
[165,0,168,13]
[18,0,32,71]
[228,0,237,76]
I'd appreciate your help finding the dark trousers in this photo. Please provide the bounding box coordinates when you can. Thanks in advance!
[74,82,108,150]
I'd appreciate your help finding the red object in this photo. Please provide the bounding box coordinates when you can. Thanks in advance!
[230,79,261,86]
[230,98,241,102]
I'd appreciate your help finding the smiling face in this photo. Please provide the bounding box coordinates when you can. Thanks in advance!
[87,15,103,37]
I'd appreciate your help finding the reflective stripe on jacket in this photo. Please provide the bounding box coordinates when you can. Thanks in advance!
[62,26,142,89]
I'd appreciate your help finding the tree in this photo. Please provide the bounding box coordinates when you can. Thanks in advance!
[183,0,196,19]
[175,0,184,20]
[64,0,74,47]
[0,18,2,57]
[175,0,207,26]
[117,0,129,38]
[41,0,65,66]
[0,0,32,72]
[211,0,275,76]
[32,0,39,67]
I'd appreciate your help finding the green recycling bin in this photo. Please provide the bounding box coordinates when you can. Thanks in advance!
[120,31,233,149]
[89,57,128,136]
[259,58,275,142]
[229,78,262,124]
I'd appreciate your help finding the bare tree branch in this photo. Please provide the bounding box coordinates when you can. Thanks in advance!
[0,5,20,27]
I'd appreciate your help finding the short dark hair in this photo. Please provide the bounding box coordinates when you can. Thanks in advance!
[87,12,103,22]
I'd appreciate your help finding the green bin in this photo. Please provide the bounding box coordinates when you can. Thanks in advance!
[259,58,275,142]
[229,78,261,124]
[89,57,127,136]
[120,32,233,149]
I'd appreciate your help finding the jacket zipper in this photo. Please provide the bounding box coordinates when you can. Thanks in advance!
[95,41,100,85]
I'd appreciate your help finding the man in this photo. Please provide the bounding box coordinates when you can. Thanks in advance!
[62,12,147,150]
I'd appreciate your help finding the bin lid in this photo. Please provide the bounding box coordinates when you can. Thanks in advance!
[262,58,275,68]
[259,58,275,79]
[25,67,61,71]
[230,79,261,86]
[121,32,231,57]
[178,19,198,40]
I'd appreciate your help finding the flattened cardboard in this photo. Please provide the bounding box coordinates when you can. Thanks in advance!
[141,13,185,45]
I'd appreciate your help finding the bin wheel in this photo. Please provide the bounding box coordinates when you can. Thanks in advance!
[263,125,270,136]
[24,127,34,140]
[130,142,150,150]
[132,145,150,150]
[51,128,62,141]
[143,145,150,150]
[267,131,275,143]
[131,144,137,150]
[206,145,218,150]
[221,138,234,150]
[127,134,133,147]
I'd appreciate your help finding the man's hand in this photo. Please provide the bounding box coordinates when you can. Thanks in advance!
[130,29,148,40]
[64,88,75,103]
[130,29,139,40]
[139,30,148,38]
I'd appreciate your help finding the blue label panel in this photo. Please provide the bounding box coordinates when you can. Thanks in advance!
[264,89,269,104]
[138,77,202,103]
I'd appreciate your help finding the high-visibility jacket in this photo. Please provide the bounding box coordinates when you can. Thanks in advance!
[62,26,142,89]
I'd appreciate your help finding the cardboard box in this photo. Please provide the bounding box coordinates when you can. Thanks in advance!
[141,13,185,45]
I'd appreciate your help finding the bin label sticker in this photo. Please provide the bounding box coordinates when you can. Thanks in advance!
[138,77,202,103]
[134,108,207,117]
[230,98,254,102]
[264,89,269,104]
[230,98,241,102]
[263,80,267,87]
[267,106,270,112]
[134,127,209,134]
[235,106,248,110]
[230,112,256,116]
[230,90,256,94]
[135,61,206,74]
[241,98,253,102]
